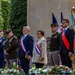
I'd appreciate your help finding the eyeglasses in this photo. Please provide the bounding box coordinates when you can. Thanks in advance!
[37,32,41,35]
[62,22,66,24]
[37,33,40,35]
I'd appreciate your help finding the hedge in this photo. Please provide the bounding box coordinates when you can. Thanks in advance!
[10,0,27,38]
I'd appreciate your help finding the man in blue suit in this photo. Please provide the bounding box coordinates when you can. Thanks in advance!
[60,19,74,68]
[0,30,5,68]
[18,26,34,75]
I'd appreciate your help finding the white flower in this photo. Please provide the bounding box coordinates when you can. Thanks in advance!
[1,71,4,74]
[29,69,32,75]
[34,70,38,74]
[13,62,16,66]
[13,69,17,73]
[49,68,52,72]
[29,66,36,74]
[17,70,20,74]
[6,68,10,73]
[38,68,41,71]
[42,68,49,73]
[59,65,63,66]
[4,70,8,74]
[36,69,41,74]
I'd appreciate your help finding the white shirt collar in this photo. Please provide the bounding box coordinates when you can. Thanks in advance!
[64,26,69,30]
[24,34,28,37]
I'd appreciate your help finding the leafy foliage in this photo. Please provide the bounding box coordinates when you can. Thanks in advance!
[0,62,25,75]
[10,0,27,38]
[0,1,4,30]
[1,0,11,32]
[29,65,73,75]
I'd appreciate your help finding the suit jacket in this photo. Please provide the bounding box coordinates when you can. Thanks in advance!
[4,35,18,59]
[0,37,5,59]
[32,37,47,64]
[50,32,60,51]
[60,28,74,54]
[18,34,34,58]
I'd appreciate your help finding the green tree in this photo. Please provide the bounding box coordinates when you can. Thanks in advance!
[10,0,27,38]
[0,1,4,30]
[1,0,11,32]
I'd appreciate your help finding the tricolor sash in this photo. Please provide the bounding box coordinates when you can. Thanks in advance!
[34,42,42,55]
[62,29,70,50]
[20,36,26,52]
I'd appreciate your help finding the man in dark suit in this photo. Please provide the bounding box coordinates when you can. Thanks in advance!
[0,30,5,68]
[18,26,34,75]
[60,19,74,68]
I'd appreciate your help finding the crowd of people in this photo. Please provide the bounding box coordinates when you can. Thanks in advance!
[0,19,74,75]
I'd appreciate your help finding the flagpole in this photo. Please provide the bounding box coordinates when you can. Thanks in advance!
[52,10,53,24]
[60,9,62,24]
[58,9,63,33]
[72,6,75,31]
[71,6,75,31]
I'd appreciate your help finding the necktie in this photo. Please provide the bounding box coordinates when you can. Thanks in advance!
[64,30,66,33]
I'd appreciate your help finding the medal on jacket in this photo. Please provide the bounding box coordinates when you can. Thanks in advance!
[9,44,11,46]
[70,56,74,61]
[25,53,29,59]
[39,57,44,61]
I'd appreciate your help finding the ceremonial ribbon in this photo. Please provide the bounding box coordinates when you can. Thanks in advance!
[20,36,26,52]
[34,42,42,55]
[62,29,70,50]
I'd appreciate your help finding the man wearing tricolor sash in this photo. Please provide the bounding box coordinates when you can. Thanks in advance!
[60,19,74,68]
[18,26,34,75]
[32,30,47,68]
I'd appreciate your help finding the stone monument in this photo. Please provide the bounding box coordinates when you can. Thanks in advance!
[27,0,75,38]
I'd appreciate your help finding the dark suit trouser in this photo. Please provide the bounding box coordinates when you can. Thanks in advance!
[0,58,4,68]
[20,57,30,74]
[35,63,44,68]
[60,53,72,68]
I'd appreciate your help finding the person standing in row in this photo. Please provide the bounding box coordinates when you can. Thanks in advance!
[60,19,74,68]
[18,26,34,75]
[49,23,60,66]
[32,30,47,68]
[4,29,18,66]
[46,37,50,65]
[0,30,5,68]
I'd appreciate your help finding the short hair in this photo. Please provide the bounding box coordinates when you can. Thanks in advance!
[37,30,45,36]
[62,19,69,23]
[23,26,30,31]
[5,29,12,35]
[50,23,58,27]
